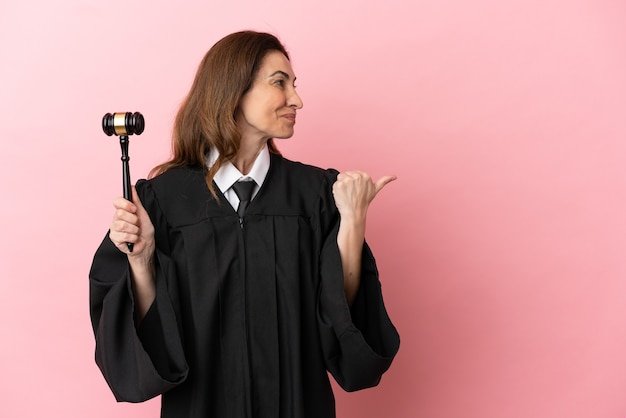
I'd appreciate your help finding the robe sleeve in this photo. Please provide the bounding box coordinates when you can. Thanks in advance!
[316,170,400,392]
[89,179,188,402]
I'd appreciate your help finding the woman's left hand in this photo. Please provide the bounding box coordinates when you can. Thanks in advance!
[332,170,397,220]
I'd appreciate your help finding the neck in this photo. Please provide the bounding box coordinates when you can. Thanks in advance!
[233,138,267,175]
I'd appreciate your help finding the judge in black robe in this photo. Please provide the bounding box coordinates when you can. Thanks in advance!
[89,30,399,418]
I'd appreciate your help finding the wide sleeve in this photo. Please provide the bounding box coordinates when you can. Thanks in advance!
[88,179,188,402]
[316,170,400,392]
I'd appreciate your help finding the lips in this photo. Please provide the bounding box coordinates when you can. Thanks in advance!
[282,113,296,122]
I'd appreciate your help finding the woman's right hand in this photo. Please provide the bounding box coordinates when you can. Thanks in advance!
[109,185,156,323]
[109,186,155,263]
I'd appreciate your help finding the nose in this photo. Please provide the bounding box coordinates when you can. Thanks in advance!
[288,89,303,110]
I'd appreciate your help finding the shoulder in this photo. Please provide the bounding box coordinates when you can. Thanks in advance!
[272,154,339,186]
[145,166,206,190]
[257,154,339,217]
[136,166,208,201]
[135,166,212,227]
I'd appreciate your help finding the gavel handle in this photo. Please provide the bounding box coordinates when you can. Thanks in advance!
[120,135,134,252]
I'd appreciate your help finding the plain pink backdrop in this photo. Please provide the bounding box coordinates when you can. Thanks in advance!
[1,0,625,417]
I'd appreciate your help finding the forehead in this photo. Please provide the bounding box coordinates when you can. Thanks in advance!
[257,50,295,78]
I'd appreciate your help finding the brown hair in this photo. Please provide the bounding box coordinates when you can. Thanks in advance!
[149,31,289,197]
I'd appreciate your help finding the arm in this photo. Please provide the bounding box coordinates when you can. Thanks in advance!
[333,171,396,306]
[90,181,189,402]
[109,186,156,323]
[318,170,400,391]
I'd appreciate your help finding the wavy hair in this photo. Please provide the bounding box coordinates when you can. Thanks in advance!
[150,31,289,197]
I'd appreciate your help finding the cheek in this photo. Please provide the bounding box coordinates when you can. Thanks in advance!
[239,89,282,126]
[253,100,278,123]
[250,104,273,125]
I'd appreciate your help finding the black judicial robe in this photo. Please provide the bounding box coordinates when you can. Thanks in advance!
[89,154,400,418]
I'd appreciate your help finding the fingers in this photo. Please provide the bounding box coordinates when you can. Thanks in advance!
[113,195,136,213]
[109,212,140,249]
[108,185,155,256]
[130,186,147,212]
[336,170,397,196]
[336,171,373,190]
[112,186,144,213]
[110,188,142,250]
[111,214,140,236]
[333,170,397,220]
[374,175,397,194]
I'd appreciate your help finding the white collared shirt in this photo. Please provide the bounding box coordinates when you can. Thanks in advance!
[207,144,270,211]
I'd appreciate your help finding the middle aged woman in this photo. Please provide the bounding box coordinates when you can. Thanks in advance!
[90,30,400,418]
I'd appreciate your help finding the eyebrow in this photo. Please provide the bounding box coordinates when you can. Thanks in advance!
[268,70,296,81]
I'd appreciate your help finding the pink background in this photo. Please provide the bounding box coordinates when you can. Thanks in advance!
[1,0,625,417]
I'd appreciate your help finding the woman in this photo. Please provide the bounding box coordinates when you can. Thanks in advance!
[90,30,399,418]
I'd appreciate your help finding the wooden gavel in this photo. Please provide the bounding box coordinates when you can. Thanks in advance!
[102,112,145,252]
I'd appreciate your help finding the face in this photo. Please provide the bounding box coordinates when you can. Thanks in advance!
[236,50,303,143]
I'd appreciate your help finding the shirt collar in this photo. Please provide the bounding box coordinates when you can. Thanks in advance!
[207,144,270,194]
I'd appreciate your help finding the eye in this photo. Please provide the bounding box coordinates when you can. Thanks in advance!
[274,79,285,87]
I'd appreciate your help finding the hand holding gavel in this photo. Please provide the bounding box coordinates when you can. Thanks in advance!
[102,112,145,252]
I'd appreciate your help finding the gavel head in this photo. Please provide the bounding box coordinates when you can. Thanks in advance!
[102,112,145,136]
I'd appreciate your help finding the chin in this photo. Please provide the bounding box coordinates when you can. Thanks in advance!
[273,130,295,139]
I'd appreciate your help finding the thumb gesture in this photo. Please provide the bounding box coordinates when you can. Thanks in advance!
[332,171,397,219]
